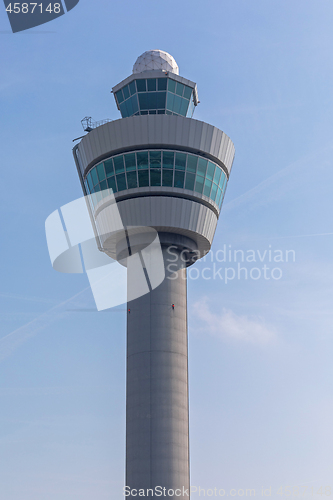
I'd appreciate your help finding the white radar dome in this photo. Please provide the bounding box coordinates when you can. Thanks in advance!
[133,50,179,75]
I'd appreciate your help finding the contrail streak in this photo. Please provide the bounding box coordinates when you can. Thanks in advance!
[0,286,90,362]
[0,292,58,304]
[224,145,333,213]
[264,232,333,240]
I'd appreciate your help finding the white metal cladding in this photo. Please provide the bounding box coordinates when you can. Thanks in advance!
[95,196,218,255]
[84,173,224,218]
[76,115,235,177]
[132,50,179,75]
[112,70,196,95]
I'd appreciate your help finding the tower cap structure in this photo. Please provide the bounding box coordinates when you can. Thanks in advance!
[133,50,179,75]
[74,51,235,263]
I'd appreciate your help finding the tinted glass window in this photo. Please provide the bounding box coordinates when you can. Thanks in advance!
[174,170,185,188]
[175,82,184,96]
[168,79,176,93]
[206,162,215,180]
[97,163,105,181]
[107,176,117,193]
[136,79,146,92]
[139,92,163,110]
[148,93,159,109]
[187,155,197,173]
[138,93,148,110]
[129,81,136,95]
[203,179,212,197]
[100,180,107,192]
[117,78,195,118]
[194,176,204,194]
[163,151,174,168]
[187,99,195,117]
[126,98,134,116]
[116,173,127,191]
[197,158,208,176]
[114,155,125,173]
[126,171,137,189]
[116,90,124,104]
[158,78,167,90]
[150,169,161,186]
[156,92,166,108]
[216,188,222,207]
[173,94,182,114]
[87,174,94,192]
[104,159,114,177]
[147,79,156,91]
[175,152,186,170]
[213,167,221,184]
[125,153,136,171]
[89,151,224,208]
[183,86,192,99]
[137,151,149,169]
[162,169,173,187]
[131,95,139,114]
[166,92,175,112]
[119,102,128,118]
[138,169,149,187]
[91,168,98,186]
[180,98,189,116]
[123,85,130,100]
[150,151,161,168]
[185,172,195,191]
[210,183,218,202]
[219,172,226,188]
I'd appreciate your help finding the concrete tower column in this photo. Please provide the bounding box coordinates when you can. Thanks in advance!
[126,236,193,498]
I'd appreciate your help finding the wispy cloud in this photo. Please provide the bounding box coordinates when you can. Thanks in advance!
[192,298,276,345]
[223,166,291,213]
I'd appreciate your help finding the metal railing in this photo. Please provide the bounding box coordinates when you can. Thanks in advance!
[81,116,112,132]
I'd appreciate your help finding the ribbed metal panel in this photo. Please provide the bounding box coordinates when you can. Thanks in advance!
[76,115,235,177]
[126,246,190,498]
[95,196,218,257]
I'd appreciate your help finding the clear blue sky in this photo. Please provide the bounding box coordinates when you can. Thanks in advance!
[1,1,333,498]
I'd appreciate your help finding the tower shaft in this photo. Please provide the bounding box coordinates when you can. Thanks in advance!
[126,242,190,498]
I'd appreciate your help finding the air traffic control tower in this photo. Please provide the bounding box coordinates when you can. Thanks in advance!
[73,50,235,498]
